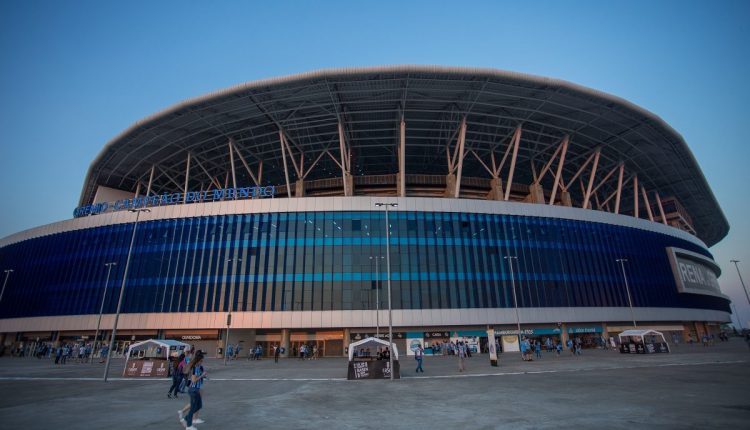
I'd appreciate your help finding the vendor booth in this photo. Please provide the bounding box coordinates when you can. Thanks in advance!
[618,329,670,354]
[347,337,400,379]
[123,339,190,377]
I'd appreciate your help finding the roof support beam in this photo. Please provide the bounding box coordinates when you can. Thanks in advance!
[398,117,406,197]
[533,136,566,185]
[548,135,569,205]
[614,163,625,214]
[562,148,597,192]
[279,131,292,198]
[655,192,668,225]
[454,118,467,198]
[192,155,223,189]
[232,145,260,187]
[183,152,191,203]
[641,185,654,221]
[633,175,639,218]
[146,165,155,197]
[228,139,237,191]
[588,160,620,204]
[504,126,522,201]
[134,182,141,198]
[338,122,352,196]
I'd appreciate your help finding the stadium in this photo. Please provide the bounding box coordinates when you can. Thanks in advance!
[0,66,731,358]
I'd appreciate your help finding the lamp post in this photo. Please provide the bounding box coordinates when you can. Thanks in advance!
[369,256,384,338]
[0,269,14,304]
[103,208,150,382]
[375,202,397,381]
[616,258,637,328]
[91,262,117,364]
[503,256,522,359]
[730,260,749,306]
[224,257,241,366]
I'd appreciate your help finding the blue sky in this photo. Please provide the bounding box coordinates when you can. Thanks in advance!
[1,1,749,326]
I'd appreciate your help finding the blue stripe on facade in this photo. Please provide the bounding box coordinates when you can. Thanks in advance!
[0,211,728,318]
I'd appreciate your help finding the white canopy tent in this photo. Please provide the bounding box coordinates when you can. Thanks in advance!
[348,337,399,361]
[618,329,670,352]
[126,339,190,360]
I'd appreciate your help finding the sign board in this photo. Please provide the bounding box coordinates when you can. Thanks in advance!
[495,328,562,336]
[567,327,603,334]
[666,247,725,298]
[350,332,404,341]
[347,360,401,380]
[74,185,276,218]
[619,342,669,354]
[123,359,169,377]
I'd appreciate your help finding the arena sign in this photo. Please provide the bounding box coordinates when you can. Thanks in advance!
[73,185,275,218]
[666,247,724,298]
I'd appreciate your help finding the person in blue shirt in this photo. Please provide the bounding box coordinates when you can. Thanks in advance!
[179,351,207,430]
[534,340,542,359]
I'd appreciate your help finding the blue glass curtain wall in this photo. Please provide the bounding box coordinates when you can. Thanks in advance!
[0,211,730,319]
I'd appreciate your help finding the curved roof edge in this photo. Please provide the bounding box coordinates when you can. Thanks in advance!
[80,65,729,246]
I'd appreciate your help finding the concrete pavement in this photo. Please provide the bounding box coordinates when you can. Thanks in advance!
[0,340,748,429]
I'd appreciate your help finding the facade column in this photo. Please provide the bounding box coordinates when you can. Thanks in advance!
[526,183,545,203]
[560,323,569,345]
[280,328,290,358]
[560,190,573,207]
[295,179,305,197]
[444,173,457,197]
[488,177,503,201]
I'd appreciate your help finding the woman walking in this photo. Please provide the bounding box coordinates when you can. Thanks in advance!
[167,353,185,399]
[178,351,207,429]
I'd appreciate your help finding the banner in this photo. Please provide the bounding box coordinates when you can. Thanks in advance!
[347,360,401,380]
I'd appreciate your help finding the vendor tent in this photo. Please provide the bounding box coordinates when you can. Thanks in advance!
[618,329,670,353]
[348,337,399,361]
[126,339,190,360]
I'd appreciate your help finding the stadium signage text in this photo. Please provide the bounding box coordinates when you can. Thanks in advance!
[73,185,275,218]
[666,247,724,298]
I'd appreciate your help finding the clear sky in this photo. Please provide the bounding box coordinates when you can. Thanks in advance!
[1,1,749,326]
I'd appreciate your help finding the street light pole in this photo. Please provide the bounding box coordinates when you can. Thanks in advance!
[616,258,637,328]
[369,256,384,338]
[224,257,241,366]
[375,202,397,381]
[504,256,522,359]
[730,260,750,306]
[0,269,14,304]
[104,208,150,382]
[91,262,117,364]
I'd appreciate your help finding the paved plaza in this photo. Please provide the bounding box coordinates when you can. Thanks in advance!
[0,340,748,429]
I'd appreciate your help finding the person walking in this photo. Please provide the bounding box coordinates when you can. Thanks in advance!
[99,344,109,363]
[534,340,542,359]
[167,353,185,399]
[457,341,467,372]
[179,351,207,430]
[274,344,281,363]
[415,345,424,373]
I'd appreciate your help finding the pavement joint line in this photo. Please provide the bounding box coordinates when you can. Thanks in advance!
[0,359,746,382]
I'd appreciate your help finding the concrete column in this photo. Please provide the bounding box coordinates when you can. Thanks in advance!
[343,328,351,357]
[526,183,545,204]
[560,323,569,345]
[560,190,572,207]
[488,178,503,201]
[344,173,354,196]
[280,329,290,358]
[396,174,406,198]
[444,173,457,197]
[295,179,305,197]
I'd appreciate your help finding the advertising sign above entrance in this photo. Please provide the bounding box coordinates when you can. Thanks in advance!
[74,185,276,218]
[666,247,724,298]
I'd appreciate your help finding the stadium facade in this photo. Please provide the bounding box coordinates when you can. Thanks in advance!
[0,66,731,357]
